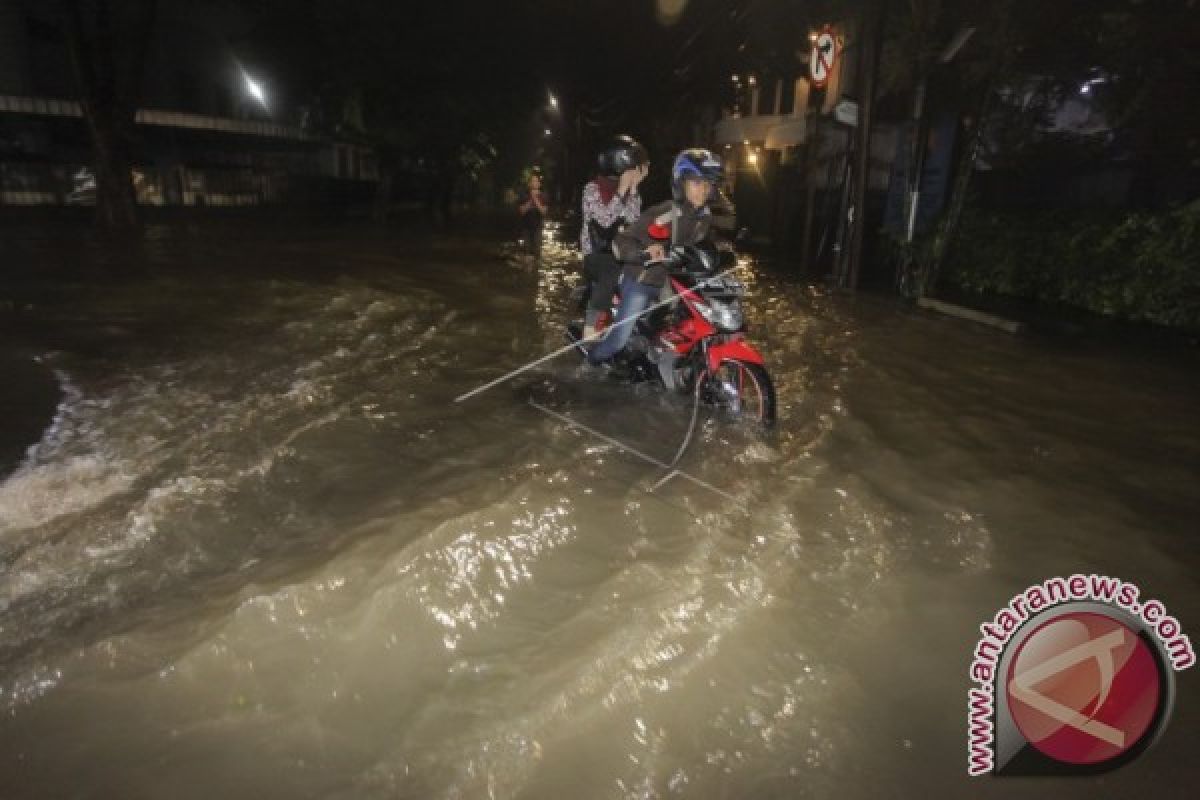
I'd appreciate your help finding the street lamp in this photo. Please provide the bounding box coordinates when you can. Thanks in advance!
[242,70,268,110]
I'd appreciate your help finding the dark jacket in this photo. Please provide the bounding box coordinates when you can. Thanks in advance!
[614,200,713,287]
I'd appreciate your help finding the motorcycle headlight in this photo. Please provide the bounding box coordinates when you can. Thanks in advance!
[695,297,743,331]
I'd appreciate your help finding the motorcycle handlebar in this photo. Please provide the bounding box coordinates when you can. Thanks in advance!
[638,246,736,274]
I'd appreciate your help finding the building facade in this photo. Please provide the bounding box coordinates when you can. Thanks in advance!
[0,0,377,208]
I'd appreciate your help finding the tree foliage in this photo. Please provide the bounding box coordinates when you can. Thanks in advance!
[943,200,1200,329]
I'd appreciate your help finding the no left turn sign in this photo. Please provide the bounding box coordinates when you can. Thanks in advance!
[810,28,837,88]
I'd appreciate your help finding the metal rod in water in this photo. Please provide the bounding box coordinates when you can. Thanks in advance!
[454,266,741,404]
[527,400,744,507]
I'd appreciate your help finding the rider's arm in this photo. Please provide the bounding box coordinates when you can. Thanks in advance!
[580,182,600,222]
[698,218,728,250]
[580,182,619,227]
[614,201,673,264]
[579,183,600,254]
[620,189,642,225]
[613,214,652,264]
[584,182,638,230]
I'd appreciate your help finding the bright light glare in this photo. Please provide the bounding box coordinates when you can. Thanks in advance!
[548,92,558,109]
[243,73,267,108]
[747,151,758,165]
[544,128,552,136]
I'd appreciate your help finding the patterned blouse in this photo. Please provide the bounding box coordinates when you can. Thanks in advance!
[579,180,642,255]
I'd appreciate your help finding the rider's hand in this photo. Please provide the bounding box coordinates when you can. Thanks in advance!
[645,243,666,262]
[618,169,635,196]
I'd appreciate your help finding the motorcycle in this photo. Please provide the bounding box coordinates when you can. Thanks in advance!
[567,242,777,426]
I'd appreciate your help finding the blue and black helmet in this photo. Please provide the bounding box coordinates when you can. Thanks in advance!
[671,148,723,201]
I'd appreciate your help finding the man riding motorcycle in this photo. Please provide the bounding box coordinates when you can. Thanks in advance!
[587,147,726,365]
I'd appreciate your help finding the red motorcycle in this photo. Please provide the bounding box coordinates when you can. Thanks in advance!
[569,242,776,425]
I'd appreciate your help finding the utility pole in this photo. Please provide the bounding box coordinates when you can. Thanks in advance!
[798,112,818,275]
[846,0,886,291]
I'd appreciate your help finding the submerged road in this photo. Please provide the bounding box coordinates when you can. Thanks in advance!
[1,219,1197,798]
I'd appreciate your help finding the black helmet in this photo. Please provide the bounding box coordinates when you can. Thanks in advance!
[671,148,723,201]
[597,135,648,178]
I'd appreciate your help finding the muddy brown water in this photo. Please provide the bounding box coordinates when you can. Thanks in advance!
[1,220,1197,798]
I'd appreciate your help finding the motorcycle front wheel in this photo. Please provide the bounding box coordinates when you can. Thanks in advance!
[696,359,777,426]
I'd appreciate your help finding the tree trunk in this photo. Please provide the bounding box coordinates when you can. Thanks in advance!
[921,77,998,296]
[799,155,818,275]
[919,1,1016,296]
[88,114,140,232]
[922,44,1012,295]
[372,165,393,222]
[62,0,156,237]
[846,0,887,291]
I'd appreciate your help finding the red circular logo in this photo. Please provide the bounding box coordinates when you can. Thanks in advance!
[1006,612,1162,765]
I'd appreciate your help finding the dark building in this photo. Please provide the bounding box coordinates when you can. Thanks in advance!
[0,0,377,208]
[709,20,898,281]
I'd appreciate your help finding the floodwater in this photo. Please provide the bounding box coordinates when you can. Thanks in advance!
[1,219,1198,799]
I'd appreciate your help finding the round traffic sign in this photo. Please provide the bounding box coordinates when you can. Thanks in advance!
[810,29,837,88]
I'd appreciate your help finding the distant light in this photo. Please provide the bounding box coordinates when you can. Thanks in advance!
[243,72,267,109]
[742,139,749,145]
[544,128,552,136]
[939,27,976,63]
[548,92,558,109]
[731,74,739,83]
[1080,84,1090,95]
[748,75,757,86]
[747,151,758,165]
[655,0,687,26]
[809,31,819,42]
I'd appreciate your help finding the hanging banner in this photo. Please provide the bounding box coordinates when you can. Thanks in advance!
[883,113,959,234]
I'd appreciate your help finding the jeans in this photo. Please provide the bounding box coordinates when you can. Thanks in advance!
[582,252,622,312]
[588,276,659,363]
